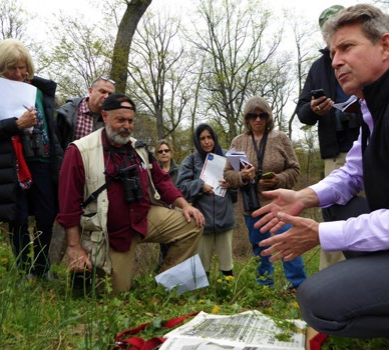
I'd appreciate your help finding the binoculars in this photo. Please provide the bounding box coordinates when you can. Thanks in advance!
[241,181,260,212]
[118,164,144,203]
[21,128,44,158]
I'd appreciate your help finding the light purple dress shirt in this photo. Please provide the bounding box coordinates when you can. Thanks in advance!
[310,100,389,252]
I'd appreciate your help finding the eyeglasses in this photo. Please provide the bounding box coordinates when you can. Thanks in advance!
[91,76,116,86]
[246,112,268,120]
[157,149,170,154]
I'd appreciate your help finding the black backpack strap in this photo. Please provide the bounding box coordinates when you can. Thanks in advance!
[81,177,113,209]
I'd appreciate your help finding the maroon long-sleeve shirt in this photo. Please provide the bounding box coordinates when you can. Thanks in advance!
[56,133,183,252]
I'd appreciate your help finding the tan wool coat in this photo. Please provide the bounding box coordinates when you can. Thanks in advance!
[223,130,300,215]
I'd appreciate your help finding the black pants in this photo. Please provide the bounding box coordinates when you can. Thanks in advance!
[297,251,389,337]
[9,162,58,275]
[322,195,370,223]
[297,195,389,337]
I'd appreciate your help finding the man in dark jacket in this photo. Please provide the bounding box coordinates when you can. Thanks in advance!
[56,76,115,149]
[254,4,389,337]
[296,5,365,270]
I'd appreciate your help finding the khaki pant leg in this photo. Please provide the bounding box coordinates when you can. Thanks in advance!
[109,234,141,293]
[197,234,214,272]
[324,153,348,176]
[214,229,234,272]
[319,249,345,270]
[321,154,348,269]
[143,205,202,273]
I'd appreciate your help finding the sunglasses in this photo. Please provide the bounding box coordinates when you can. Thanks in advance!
[157,149,170,154]
[246,112,268,120]
[92,76,116,85]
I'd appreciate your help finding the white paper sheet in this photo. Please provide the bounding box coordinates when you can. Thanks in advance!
[161,337,263,349]
[0,77,37,121]
[333,95,358,112]
[200,153,227,197]
[155,254,209,294]
[225,148,252,171]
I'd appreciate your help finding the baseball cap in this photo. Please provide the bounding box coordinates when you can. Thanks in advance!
[319,5,345,28]
[102,93,136,112]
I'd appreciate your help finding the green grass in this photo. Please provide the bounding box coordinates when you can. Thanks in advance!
[0,232,388,350]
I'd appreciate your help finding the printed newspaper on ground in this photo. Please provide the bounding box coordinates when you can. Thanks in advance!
[160,310,306,350]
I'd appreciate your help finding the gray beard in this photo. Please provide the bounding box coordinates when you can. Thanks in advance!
[105,124,132,145]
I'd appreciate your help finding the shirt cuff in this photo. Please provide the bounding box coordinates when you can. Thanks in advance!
[309,183,335,208]
[319,221,346,251]
[56,212,82,229]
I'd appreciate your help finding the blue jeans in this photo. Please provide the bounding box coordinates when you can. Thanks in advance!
[244,215,306,288]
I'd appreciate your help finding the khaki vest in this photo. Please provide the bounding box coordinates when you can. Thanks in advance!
[73,129,157,274]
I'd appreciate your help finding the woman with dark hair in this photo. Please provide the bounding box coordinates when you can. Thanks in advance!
[177,124,235,277]
[0,39,63,280]
[224,96,306,289]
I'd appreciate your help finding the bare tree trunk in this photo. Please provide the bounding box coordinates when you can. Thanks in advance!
[110,0,152,93]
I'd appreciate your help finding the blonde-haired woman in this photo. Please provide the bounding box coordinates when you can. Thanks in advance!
[0,39,63,280]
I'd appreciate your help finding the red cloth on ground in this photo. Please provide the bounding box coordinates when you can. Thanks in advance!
[309,332,328,350]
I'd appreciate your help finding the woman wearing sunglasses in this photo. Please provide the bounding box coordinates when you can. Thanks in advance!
[154,140,178,185]
[224,96,306,290]
[154,139,179,270]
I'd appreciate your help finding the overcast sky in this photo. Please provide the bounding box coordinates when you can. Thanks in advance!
[21,0,370,39]
[18,0,375,57]
[21,0,365,17]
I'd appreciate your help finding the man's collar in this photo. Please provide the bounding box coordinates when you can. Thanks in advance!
[363,67,389,114]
